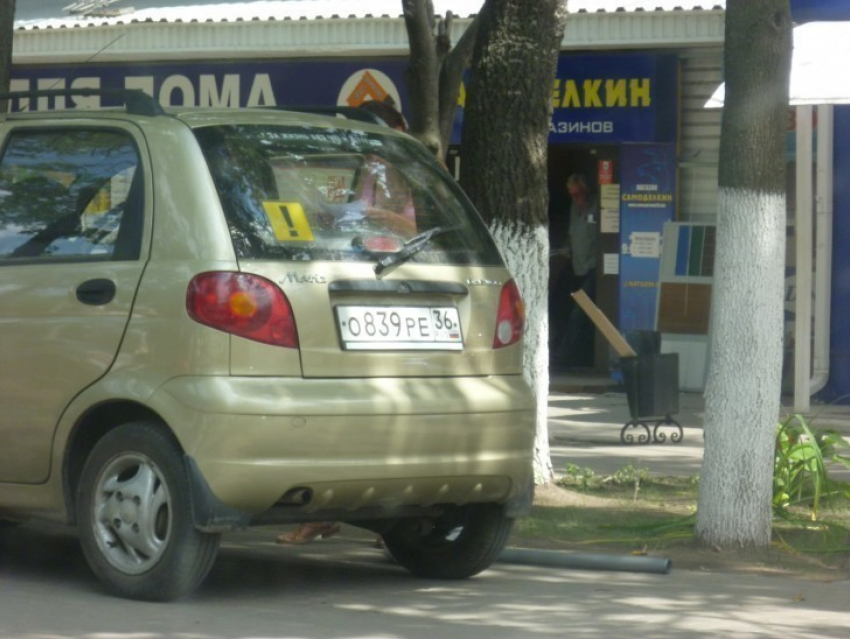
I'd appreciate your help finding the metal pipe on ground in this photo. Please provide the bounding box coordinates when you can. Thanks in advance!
[499,548,672,575]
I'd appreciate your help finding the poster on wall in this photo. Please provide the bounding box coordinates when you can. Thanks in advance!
[618,143,677,333]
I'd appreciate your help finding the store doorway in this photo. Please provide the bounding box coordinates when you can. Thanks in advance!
[548,144,619,372]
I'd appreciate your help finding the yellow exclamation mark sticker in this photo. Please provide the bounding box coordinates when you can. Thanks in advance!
[263,201,315,242]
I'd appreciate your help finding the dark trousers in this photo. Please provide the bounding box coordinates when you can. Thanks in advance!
[551,268,596,368]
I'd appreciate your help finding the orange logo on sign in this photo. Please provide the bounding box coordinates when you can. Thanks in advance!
[346,70,389,107]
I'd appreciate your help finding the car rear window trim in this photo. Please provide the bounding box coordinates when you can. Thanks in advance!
[328,279,468,296]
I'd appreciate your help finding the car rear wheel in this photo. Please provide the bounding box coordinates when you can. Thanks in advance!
[76,421,220,601]
[382,504,513,579]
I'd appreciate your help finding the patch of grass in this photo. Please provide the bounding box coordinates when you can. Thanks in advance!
[515,476,696,550]
[510,469,850,580]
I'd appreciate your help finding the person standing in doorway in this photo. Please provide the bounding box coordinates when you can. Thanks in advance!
[551,172,599,369]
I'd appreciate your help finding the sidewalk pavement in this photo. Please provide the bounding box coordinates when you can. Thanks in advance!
[548,371,850,480]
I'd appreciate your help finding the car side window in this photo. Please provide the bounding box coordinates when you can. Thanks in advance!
[0,129,142,261]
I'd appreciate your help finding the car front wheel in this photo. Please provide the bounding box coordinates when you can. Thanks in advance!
[76,421,220,601]
[382,503,513,579]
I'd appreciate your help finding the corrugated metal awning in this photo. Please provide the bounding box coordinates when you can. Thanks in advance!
[12,0,725,64]
[15,0,727,27]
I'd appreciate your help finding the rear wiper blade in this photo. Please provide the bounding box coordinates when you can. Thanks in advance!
[373,226,451,276]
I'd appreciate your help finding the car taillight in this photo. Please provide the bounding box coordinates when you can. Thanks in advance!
[186,272,298,348]
[493,279,524,349]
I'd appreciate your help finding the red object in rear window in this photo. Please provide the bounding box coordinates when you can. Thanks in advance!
[187,272,298,348]
[493,279,524,349]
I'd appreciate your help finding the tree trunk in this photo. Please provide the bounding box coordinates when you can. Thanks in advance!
[402,0,442,155]
[460,0,566,483]
[695,0,792,548]
[402,0,480,159]
[0,0,15,113]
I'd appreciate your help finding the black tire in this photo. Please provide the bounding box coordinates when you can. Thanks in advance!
[382,504,513,579]
[76,421,220,601]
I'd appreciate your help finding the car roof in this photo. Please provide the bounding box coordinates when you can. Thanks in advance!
[0,89,400,134]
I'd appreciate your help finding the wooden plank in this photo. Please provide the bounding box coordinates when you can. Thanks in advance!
[571,289,636,358]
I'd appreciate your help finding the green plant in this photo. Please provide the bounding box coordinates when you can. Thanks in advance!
[558,463,597,491]
[612,463,650,501]
[612,463,650,486]
[773,414,850,519]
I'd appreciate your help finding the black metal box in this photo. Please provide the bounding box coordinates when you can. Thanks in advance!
[621,353,679,419]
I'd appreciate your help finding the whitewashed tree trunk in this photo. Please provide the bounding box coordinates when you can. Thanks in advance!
[490,221,553,482]
[697,189,786,547]
[460,0,567,483]
[695,0,792,548]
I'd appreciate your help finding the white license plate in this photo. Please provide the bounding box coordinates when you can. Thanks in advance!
[336,306,463,350]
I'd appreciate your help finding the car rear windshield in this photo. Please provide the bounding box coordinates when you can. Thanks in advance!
[195,124,502,266]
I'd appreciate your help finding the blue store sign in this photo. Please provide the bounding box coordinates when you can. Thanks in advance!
[9,59,412,114]
[549,54,678,144]
[452,53,679,145]
[11,52,678,147]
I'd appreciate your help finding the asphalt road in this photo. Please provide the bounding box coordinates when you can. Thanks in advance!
[1,520,849,638]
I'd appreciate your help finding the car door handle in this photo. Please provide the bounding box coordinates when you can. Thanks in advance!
[76,279,117,306]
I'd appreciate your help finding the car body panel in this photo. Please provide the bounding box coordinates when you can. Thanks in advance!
[0,119,153,484]
[0,262,148,483]
[150,374,535,514]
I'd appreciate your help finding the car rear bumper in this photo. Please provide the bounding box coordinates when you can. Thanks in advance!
[154,375,536,524]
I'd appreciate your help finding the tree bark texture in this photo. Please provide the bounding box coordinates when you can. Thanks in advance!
[402,0,479,158]
[696,0,792,549]
[460,0,567,483]
[0,0,15,113]
[402,0,442,154]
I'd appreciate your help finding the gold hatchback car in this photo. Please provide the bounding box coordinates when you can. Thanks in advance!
[0,89,535,601]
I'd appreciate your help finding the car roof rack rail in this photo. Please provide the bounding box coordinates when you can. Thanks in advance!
[0,89,164,116]
[273,105,389,127]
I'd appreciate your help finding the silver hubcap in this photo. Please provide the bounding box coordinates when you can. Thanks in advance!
[91,452,172,574]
